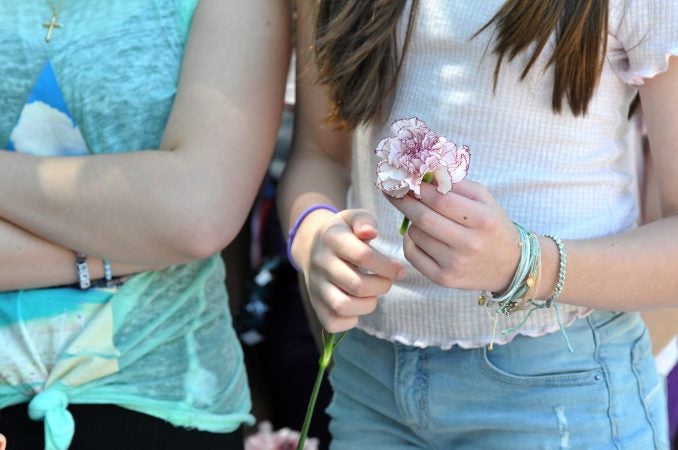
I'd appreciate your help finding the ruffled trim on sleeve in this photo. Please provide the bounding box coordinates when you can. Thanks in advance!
[618,48,678,86]
[609,0,678,85]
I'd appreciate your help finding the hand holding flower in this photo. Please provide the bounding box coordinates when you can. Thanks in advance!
[385,180,521,293]
[292,208,406,450]
[374,118,517,292]
[296,208,407,333]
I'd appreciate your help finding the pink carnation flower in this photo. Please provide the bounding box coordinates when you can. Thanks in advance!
[375,118,470,198]
[244,421,319,450]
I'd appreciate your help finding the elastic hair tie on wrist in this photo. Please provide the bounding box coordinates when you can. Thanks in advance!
[286,204,339,271]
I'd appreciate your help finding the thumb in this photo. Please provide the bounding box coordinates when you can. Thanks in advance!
[343,209,378,241]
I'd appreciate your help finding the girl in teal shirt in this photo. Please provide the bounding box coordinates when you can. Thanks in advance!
[0,1,290,449]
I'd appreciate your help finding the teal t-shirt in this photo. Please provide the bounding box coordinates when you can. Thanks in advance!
[0,2,253,449]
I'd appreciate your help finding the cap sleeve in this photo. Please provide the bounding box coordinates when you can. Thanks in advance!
[177,0,199,39]
[609,0,678,85]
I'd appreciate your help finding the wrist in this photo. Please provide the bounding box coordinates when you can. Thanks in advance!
[75,256,139,288]
[74,252,91,289]
[287,205,339,271]
[494,226,522,293]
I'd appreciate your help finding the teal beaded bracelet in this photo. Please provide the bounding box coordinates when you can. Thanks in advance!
[544,234,566,307]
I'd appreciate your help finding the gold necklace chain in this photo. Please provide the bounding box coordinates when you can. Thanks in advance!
[43,0,64,43]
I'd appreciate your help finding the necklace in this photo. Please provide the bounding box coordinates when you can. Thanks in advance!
[43,0,63,43]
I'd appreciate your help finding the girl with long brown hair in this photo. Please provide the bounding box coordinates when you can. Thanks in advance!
[280,0,676,447]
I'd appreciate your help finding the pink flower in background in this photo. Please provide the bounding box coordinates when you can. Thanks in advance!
[245,421,319,450]
[375,117,470,198]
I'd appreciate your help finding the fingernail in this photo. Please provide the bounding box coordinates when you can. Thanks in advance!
[397,267,408,280]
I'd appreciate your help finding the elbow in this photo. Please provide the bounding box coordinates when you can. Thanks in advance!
[161,171,257,263]
[178,233,231,262]
[170,209,243,262]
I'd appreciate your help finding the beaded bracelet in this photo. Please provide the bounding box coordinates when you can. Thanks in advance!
[483,231,573,353]
[543,234,567,307]
[75,252,91,290]
[103,259,113,287]
[286,204,339,271]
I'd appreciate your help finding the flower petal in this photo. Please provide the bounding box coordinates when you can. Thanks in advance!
[376,161,412,198]
[390,117,428,135]
[434,165,453,194]
[449,146,471,184]
[383,182,411,198]
[377,160,408,180]
[375,119,470,202]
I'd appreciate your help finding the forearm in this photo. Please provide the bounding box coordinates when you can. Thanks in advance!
[557,56,678,309]
[0,218,147,291]
[278,147,351,269]
[278,144,406,334]
[0,0,289,267]
[279,149,350,233]
[538,215,678,310]
[0,149,243,266]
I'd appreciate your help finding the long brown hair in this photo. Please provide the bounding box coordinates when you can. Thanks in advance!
[314,0,609,129]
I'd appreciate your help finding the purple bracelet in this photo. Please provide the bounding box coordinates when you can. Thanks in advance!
[286,204,339,271]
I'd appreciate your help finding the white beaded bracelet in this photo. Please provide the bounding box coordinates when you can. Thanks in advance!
[544,234,566,307]
[103,259,113,287]
[75,252,91,290]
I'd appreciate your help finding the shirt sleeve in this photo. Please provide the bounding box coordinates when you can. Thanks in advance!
[177,0,200,40]
[610,0,678,85]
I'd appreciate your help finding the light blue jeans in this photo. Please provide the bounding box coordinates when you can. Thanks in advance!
[327,311,669,449]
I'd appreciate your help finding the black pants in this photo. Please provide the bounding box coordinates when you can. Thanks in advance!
[0,403,244,450]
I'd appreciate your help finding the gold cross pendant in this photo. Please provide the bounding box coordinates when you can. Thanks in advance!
[43,9,62,43]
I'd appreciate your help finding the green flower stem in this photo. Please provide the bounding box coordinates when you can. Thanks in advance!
[399,172,434,236]
[399,217,410,235]
[297,331,345,450]
[422,172,435,183]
